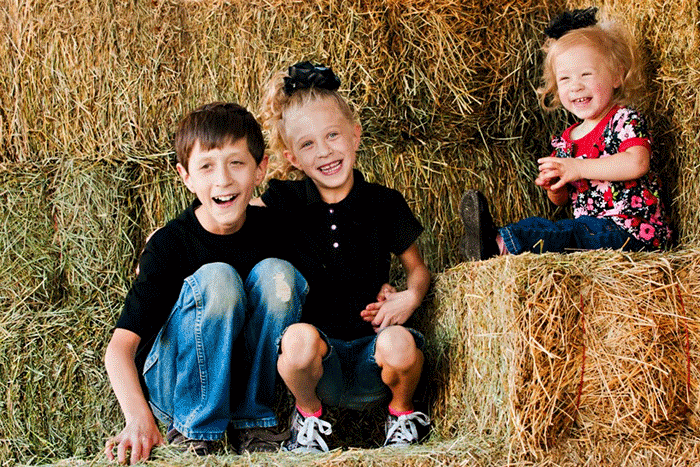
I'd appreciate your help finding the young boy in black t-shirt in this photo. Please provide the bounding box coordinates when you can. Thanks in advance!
[255,62,431,452]
[104,103,307,463]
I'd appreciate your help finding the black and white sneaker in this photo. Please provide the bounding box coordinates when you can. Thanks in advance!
[383,411,431,447]
[459,189,500,261]
[283,408,332,453]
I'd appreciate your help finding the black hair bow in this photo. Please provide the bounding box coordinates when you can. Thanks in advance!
[283,61,341,96]
[544,7,598,39]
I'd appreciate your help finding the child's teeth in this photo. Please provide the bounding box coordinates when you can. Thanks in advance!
[320,161,340,173]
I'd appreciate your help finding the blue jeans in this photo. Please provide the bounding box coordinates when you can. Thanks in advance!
[500,215,646,254]
[312,328,425,411]
[143,259,307,440]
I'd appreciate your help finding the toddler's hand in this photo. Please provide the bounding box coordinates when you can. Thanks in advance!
[537,157,581,191]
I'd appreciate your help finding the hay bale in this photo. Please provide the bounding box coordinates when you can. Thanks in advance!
[429,254,583,455]
[131,154,190,239]
[573,255,690,440]
[51,159,138,305]
[429,250,697,456]
[668,248,700,430]
[0,163,60,309]
[0,301,120,464]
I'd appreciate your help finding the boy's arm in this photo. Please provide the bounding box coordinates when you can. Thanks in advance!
[104,328,163,464]
[360,243,430,331]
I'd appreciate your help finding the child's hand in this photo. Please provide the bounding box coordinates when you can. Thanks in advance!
[537,157,582,191]
[105,416,163,465]
[376,283,397,302]
[360,288,419,332]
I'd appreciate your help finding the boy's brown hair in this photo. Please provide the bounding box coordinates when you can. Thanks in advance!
[175,102,265,170]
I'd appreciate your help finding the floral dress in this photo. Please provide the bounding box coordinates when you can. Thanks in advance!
[550,105,672,249]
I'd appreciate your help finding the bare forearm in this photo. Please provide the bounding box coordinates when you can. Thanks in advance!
[105,335,154,425]
[404,264,430,312]
[576,150,649,182]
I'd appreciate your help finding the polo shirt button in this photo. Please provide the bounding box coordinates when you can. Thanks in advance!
[333,242,339,248]
[331,224,337,230]
[329,208,334,214]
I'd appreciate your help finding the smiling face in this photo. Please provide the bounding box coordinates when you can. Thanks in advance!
[283,97,361,204]
[177,137,267,235]
[554,44,622,130]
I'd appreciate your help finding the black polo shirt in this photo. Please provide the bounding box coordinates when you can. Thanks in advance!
[116,200,297,372]
[261,170,423,341]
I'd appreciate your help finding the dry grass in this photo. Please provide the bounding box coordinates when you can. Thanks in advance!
[0,0,699,465]
[431,249,700,460]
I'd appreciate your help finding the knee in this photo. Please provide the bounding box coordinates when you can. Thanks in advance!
[375,326,420,370]
[250,259,307,304]
[278,323,325,371]
[192,262,244,320]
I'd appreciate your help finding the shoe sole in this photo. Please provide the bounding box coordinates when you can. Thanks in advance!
[459,190,483,261]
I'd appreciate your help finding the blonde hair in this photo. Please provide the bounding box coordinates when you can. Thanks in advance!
[537,17,644,111]
[259,67,357,180]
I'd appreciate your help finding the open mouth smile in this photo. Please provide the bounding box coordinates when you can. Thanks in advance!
[213,194,239,204]
[318,160,342,176]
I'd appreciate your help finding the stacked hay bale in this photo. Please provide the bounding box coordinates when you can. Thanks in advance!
[0,0,698,464]
[430,250,698,458]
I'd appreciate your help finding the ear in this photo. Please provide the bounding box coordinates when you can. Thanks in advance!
[284,150,302,170]
[176,163,196,194]
[613,66,625,89]
[254,155,269,186]
[352,122,362,151]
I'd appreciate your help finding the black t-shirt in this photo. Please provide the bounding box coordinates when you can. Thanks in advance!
[261,170,423,341]
[116,200,295,370]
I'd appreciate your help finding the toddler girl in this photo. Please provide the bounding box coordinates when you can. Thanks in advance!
[461,7,672,260]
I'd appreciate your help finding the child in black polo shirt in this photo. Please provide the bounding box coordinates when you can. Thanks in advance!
[254,62,432,452]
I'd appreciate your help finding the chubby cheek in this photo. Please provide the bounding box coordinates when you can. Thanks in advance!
[557,88,571,108]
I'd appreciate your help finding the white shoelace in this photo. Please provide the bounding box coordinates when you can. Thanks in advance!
[296,416,332,452]
[384,412,431,446]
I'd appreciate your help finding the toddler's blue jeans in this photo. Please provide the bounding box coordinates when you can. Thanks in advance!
[500,215,646,254]
[143,259,307,441]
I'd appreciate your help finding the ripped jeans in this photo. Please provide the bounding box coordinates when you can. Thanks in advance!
[143,259,307,440]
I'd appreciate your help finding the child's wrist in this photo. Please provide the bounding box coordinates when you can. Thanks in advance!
[404,288,423,310]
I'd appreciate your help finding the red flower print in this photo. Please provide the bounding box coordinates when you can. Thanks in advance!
[643,189,657,206]
[639,223,656,241]
[604,190,613,207]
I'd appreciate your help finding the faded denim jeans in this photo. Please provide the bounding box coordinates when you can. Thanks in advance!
[500,215,646,254]
[143,259,307,440]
